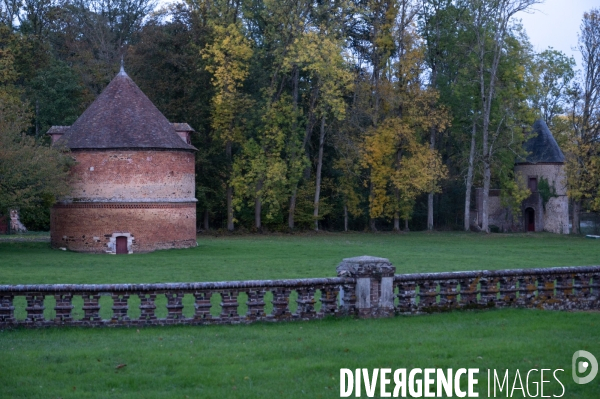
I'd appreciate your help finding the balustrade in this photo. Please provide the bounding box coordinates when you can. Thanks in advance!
[0,264,597,329]
[393,266,600,314]
[0,278,346,328]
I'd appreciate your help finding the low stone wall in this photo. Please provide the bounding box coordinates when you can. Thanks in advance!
[0,257,598,329]
[394,265,600,314]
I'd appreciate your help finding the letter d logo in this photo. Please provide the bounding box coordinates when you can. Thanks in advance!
[572,350,598,384]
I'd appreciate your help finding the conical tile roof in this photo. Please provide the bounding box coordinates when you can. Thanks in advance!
[55,68,196,151]
[517,119,564,164]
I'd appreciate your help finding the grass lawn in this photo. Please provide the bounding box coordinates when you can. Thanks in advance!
[1,231,599,284]
[1,310,599,398]
[1,232,600,398]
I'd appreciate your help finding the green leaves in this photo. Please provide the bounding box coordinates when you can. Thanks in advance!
[0,89,73,230]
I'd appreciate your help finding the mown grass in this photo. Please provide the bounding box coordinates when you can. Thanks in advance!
[1,310,599,398]
[1,232,600,398]
[1,232,599,284]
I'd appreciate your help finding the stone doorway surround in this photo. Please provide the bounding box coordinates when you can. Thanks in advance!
[106,232,134,254]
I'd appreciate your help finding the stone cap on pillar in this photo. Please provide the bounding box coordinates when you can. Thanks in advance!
[336,256,395,278]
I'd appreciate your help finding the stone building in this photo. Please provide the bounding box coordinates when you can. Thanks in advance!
[48,66,198,253]
[474,119,569,233]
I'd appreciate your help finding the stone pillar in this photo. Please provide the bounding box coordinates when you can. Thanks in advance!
[336,256,396,318]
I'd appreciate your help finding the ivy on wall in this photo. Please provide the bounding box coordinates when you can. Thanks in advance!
[538,176,558,210]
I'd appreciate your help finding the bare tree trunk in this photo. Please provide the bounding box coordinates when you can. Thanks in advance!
[313,115,326,231]
[288,193,297,229]
[394,187,400,231]
[226,141,234,231]
[481,160,491,233]
[464,121,477,231]
[474,0,539,232]
[404,219,409,232]
[344,205,348,232]
[255,179,263,230]
[369,218,378,231]
[427,127,436,230]
[572,199,580,234]
[203,209,209,231]
[426,10,440,232]
[393,213,400,231]
[368,182,377,231]
[226,186,233,231]
[427,192,434,230]
[35,100,39,138]
[288,66,300,230]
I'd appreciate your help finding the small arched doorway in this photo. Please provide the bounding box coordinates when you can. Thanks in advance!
[525,207,535,232]
[116,236,128,254]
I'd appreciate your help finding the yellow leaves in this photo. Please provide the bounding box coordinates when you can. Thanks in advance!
[563,119,600,209]
[360,118,447,219]
[203,23,253,145]
[500,174,531,221]
[285,31,352,120]
[202,23,252,94]
[353,18,451,221]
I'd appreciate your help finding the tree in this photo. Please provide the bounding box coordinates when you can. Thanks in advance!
[0,90,72,230]
[231,97,296,229]
[284,30,351,231]
[203,21,253,231]
[419,0,458,231]
[529,48,576,127]
[351,0,449,231]
[361,116,448,230]
[28,59,85,137]
[469,0,540,233]
[566,8,600,233]
[0,0,21,29]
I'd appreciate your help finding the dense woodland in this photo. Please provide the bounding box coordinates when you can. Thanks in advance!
[0,0,599,233]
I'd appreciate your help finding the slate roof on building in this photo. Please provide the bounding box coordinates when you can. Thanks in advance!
[55,68,196,151]
[517,119,565,164]
[47,126,70,134]
[172,123,194,132]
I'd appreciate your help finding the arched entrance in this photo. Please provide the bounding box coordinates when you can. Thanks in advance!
[116,236,128,254]
[525,207,535,232]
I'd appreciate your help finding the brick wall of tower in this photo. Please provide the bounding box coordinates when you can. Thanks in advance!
[51,149,197,253]
[50,203,197,253]
[68,150,195,202]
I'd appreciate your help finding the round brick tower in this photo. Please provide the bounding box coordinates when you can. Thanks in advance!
[48,67,197,253]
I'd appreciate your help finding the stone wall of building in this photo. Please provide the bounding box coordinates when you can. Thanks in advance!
[543,196,569,234]
[514,163,566,195]
[474,189,514,231]
[50,203,197,253]
[68,150,195,202]
[515,163,568,234]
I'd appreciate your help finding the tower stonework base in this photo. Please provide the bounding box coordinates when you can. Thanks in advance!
[51,203,196,253]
